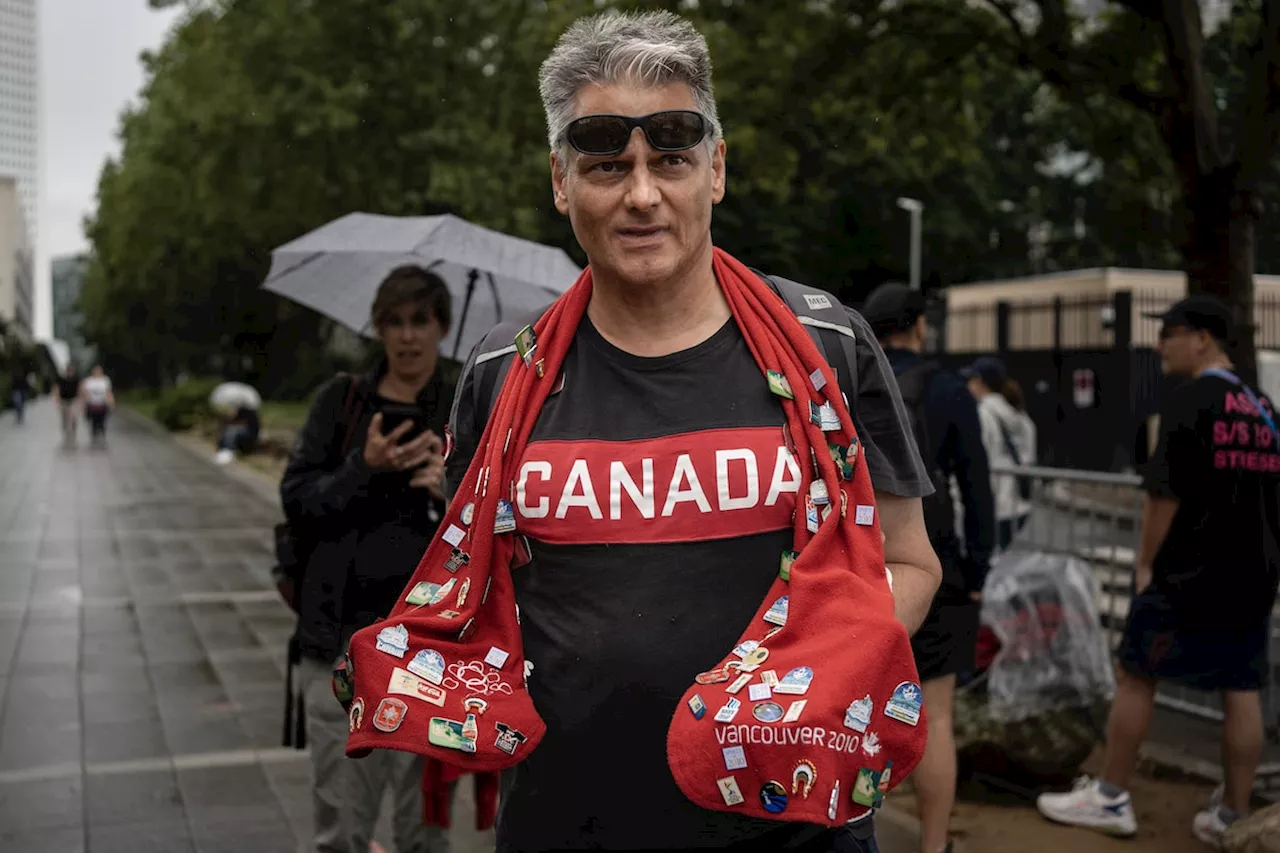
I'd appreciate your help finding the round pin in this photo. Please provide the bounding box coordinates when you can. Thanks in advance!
[760,780,788,814]
[460,503,475,525]
[742,647,770,668]
[752,702,784,723]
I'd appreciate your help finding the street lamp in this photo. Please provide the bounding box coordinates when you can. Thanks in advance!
[897,197,924,291]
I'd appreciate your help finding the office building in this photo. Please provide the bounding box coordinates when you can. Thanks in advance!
[0,175,31,336]
[51,253,91,367]
[0,0,36,246]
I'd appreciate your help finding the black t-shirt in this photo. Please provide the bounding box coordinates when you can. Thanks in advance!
[1143,373,1280,628]
[448,312,929,851]
[57,377,79,400]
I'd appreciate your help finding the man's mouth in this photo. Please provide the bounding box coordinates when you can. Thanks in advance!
[617,225,666,240]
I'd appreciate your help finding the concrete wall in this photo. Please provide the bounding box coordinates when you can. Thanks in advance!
[943,267,1280,353]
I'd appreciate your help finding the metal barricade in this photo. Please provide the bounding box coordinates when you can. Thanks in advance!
[987,463,1279,750]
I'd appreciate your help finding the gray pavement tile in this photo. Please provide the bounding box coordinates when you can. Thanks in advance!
[176,765,276,810]
[0,729,82,771]
[162,715,250,755]
[0,826,86,853]
[82,694,160,727]
[88,819,196,853]
[83,719,169,765]
[148,661,221,692]
[0,776,83,832]
[188,814,297,852]
[85,769,185,828]
[82,665,149,697]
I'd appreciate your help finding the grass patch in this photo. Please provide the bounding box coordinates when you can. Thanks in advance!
[118,389,160,421]
[259,400,311,431]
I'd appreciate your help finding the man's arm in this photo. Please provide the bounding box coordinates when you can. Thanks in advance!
[877,490,943,633]
[1136,389,1195,592]
[1135,495,1178,592]
[942,378,996,594]
[841,307,942,632]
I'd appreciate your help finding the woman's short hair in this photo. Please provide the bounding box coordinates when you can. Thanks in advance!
[371,266,452,332]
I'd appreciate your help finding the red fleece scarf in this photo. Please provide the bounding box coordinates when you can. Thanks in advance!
[344,247,926,827]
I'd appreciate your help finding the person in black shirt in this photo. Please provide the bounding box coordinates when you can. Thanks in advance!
[56,364,81,447]
[9,366,29,425]
[862,283,996,853]
[281,265,456,853]
[1038,295,1280,847]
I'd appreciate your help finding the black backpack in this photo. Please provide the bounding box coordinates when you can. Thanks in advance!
[892,360,956,547]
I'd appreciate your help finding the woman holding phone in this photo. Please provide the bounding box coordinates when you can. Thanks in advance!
[281,265,457,853]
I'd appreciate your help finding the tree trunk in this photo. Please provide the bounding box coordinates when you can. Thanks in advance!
[1177,169,1259,383]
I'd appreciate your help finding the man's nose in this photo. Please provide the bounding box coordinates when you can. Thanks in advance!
[623,131,660,212]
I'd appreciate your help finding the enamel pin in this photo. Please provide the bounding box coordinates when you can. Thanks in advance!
[773,666,813,696]
[375,624,409,659]
[885,682,922,726]
[791,760,816,798]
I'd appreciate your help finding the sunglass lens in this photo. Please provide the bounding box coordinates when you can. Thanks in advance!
[566,115,631,155]
[647,111,706,150]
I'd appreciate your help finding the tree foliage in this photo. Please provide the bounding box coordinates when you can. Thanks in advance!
[82,0,1274,391]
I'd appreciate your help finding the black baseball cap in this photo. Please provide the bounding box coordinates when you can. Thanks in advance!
[959,355,1007,390]
[861,283,925,336]
[1143,294,1235,344]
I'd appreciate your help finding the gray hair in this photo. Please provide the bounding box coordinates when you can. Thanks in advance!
[538,10,723,159]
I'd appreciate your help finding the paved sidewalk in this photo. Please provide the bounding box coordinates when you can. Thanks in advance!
[0,400,919,852]
[0,401,494,852]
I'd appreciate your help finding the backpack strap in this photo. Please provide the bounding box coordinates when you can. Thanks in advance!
[754,271,859,423]
[467,276,860,424]
[337,373,368,458]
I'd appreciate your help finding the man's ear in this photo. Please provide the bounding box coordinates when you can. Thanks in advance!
[550,151,570,215]
[710,138,727,205]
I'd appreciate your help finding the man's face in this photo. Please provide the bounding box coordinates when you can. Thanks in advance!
[379,302,445,378]
[1156,325,1208,376]
[550,82,726,290]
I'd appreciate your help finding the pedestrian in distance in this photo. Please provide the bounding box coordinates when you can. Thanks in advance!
[961,356,1036,550]
[1036,294,1280,848]
[279,265,457,853]
[413,11,943,852]
[9,364,29,425]
[81,364,114,447]
[56,363,80,447]
[862,282,997,853]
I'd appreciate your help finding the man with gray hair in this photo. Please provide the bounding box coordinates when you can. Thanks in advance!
[445,10,940,851]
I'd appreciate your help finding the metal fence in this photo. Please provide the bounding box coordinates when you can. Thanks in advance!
[987,464,1280,758]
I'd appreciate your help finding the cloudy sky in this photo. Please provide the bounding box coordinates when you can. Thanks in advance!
[37,0,179,337]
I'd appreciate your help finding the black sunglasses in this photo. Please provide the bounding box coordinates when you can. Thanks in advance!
[565,110,708,156]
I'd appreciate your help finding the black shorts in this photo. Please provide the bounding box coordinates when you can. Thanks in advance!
[911,584,980,681]
[1117,588,1270,691]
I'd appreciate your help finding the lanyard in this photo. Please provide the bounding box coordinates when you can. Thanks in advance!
[1200,368,1280,449]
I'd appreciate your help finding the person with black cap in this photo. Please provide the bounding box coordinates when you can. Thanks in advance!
[1037,294,1280,847]
[862,282,996,853]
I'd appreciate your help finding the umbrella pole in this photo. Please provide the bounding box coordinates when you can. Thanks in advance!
[451,269,479,361]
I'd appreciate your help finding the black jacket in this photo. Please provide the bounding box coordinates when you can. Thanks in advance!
[280,364,452,662]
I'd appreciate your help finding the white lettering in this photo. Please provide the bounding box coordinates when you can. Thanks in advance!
[517,461,551,518]
[662,454,712,516]
[716,449,759,511]
[610,459,655,520]
[556,459,603,519]
[764,447,802,506]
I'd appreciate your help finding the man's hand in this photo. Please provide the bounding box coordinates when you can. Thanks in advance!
[876,490,943,634]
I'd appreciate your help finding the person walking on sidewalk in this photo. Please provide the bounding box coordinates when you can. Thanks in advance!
[81,365,114,447]
[281,265,456,853]
[56,364,81,447]
[9,365,29,425]
[961,356,1035,549]
[1036,295,1280,848]
[863,283,997,853]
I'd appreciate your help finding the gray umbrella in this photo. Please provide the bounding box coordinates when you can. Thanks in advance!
[263,212,581,360]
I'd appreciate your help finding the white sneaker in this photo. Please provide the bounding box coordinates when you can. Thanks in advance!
[214,449,235,466]
[1192,807,1229,849]
[1036,776,1138,837]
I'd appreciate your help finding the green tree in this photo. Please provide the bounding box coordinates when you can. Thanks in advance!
[907,0,1280,375]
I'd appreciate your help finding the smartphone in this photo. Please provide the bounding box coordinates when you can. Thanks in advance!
[378,403,426,444]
